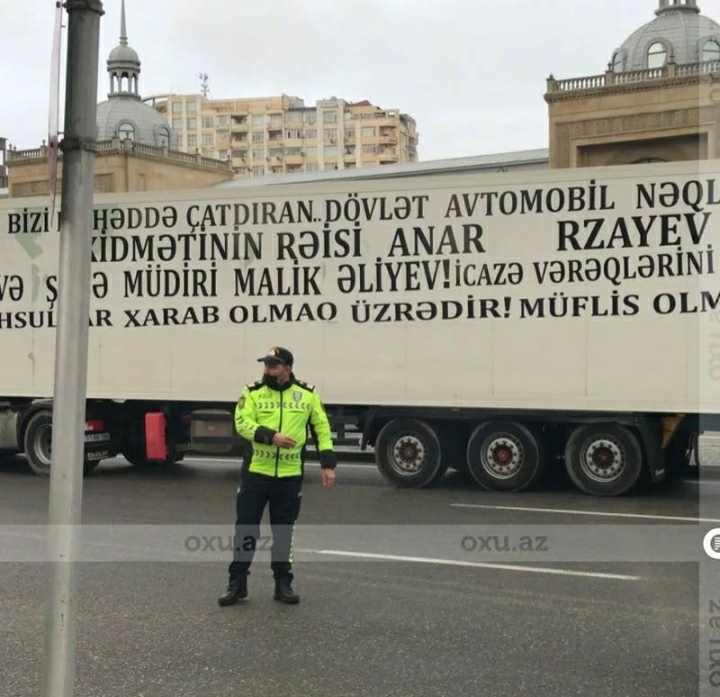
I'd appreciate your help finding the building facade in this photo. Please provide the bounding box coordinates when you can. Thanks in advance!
[7,0,719,197]
[6,0,232,198]
[213,0,720,192]
[148,93,419,179]
[545,0,720,168]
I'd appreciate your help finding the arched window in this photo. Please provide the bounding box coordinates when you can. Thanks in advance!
[117,123,135,142]
[647,42,668,69]
[702,39,720,63]
[157,128,171,148]
[612,51,623,73]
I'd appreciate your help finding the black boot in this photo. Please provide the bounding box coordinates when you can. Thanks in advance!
[274,578,299,604]
[218,575,248,606]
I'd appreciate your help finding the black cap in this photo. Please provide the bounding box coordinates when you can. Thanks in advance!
[257,346,294,366]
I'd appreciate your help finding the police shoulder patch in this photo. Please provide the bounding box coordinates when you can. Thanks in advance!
[296,379,315,392]
[247,380,263,392]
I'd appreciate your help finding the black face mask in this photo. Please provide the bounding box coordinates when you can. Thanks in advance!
[262,374,282,390]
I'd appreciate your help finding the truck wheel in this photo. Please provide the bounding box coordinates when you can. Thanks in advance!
[374,418,443,488]
[465,421,546,492]
[24,410,53,476]
[564,424,644,496]
[23,411,100,477]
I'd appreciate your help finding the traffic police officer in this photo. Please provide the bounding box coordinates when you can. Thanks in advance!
[218,346,336,606]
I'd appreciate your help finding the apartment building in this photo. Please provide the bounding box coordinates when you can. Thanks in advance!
[150,94,418,178]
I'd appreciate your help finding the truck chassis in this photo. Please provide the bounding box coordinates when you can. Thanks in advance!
[0,398,707,497]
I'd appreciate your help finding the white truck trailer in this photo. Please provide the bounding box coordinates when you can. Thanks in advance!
[0,159,718,497]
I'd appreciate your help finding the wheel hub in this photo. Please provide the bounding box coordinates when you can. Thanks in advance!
[391,435,426,474]
[34,424,52,467]
[482,435,523,479]
[582,438,624,482]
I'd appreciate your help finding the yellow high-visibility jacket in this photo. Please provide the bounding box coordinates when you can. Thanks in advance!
[234,377,336,477]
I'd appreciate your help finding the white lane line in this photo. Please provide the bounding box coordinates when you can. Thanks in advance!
[450,503,720,523]
[300,549,641,580]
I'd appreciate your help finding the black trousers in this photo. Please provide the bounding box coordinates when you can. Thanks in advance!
[228,470,303,582]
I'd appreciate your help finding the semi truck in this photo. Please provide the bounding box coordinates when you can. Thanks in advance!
[0,158,718,497]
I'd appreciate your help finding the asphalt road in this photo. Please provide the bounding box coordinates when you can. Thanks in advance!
[1,448,717,697]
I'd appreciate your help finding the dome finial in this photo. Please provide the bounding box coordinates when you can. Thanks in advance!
[120,0,128,46]
[107,0,141,99]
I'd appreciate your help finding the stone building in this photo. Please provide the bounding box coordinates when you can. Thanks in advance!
[6,0,232,198]
[545,0,720,168]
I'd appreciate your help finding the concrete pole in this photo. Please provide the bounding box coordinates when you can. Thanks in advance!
[42,2,104,697]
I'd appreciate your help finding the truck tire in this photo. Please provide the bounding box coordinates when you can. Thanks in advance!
[23,410,100,477]
[374,418,443,488]
[23,410,53,476]
[564,423,644,496]
[465,421,545,492]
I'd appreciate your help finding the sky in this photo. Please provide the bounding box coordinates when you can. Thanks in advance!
[2,0,664,161]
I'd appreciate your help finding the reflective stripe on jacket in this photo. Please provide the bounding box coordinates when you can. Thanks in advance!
[234,377,336,477]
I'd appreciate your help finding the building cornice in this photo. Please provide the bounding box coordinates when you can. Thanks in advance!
[544,60,720,103]
[7,139,233,174]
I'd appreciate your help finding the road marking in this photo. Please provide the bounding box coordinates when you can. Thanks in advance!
[677,479,720,486]
[300,549,641,580]
[450,503,720,523]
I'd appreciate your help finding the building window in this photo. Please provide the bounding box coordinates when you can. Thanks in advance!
[158,128,170,148]
[702,39,720,62]
[172,102,183,114]
[202,117,214,129]
[117,122,135,142]
[631,157,667,163]
[187,118,197,130]
[362,127,375,137]
[647,42,667,68]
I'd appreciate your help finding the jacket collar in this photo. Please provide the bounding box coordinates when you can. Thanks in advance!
[264,373,297,392]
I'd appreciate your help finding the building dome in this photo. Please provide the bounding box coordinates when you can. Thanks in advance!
[107,43,140,66]
[610,0,720,73]
[96,0,177,149]
[96,98,175,148]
